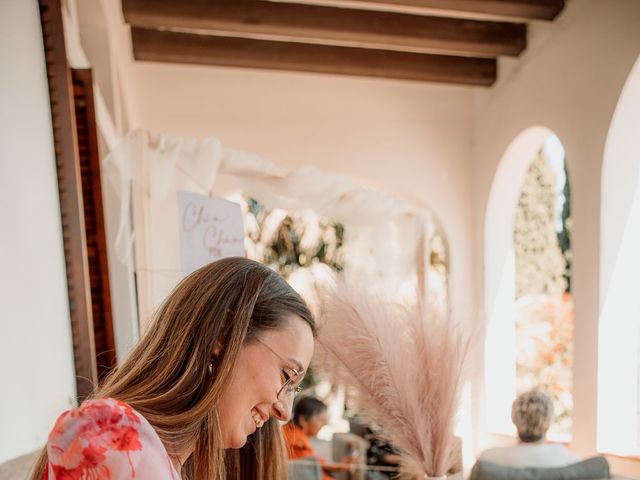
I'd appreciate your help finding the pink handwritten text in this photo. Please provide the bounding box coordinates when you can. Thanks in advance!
[182,202,228,232]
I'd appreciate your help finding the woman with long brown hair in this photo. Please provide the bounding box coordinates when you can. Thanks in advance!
[31,257,316,479]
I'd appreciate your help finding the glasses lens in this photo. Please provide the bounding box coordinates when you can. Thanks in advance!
[278,373,304,400]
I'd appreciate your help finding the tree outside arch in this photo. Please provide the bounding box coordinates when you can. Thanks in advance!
[513,135,573,437]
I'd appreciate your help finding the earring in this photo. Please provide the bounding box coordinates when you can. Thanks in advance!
[208,362,213,376]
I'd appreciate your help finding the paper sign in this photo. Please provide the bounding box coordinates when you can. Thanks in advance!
[177,191,245,276]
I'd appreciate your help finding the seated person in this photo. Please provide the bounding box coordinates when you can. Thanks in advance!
[479,390,579,468]
[284,396,355,480]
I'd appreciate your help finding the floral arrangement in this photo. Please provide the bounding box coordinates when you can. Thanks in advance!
[238,196,344,277]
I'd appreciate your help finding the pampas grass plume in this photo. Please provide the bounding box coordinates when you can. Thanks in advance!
[317,283,469,478]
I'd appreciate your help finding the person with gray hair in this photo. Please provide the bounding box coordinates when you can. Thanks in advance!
[512,389,555,442]
[478,390,579,468]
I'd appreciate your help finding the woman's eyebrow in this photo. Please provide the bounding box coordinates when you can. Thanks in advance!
[286,357,304,373]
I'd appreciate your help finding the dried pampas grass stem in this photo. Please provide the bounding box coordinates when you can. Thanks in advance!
[317,285,468,478]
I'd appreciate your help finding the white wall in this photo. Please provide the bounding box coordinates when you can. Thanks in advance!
[0,0,76,463]
[598,56,640,458]
[131,63,476,328]
[473,0,640,460]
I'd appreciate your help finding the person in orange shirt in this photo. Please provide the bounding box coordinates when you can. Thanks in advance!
[283,396,355,480]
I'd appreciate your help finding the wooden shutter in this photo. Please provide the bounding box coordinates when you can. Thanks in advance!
[72,69,117,381]
[38,0,116,399]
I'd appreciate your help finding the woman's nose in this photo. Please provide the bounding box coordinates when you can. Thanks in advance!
[271,399,292,422]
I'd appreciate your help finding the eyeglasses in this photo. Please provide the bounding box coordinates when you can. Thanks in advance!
[255,338,305,401]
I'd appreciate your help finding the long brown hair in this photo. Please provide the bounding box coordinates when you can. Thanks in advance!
[31,257,315,479]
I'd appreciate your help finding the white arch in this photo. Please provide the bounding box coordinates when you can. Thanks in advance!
[484,126,554,434]
[598,56,640,456]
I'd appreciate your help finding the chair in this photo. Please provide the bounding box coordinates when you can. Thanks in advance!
[0,450,39,480]
[288,456,323,480]
[331,432,369,480]
[470,456,611,480]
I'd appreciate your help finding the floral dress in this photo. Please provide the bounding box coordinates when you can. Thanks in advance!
[44,398,180,479]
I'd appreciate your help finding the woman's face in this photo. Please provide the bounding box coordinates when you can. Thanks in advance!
[216,314,315,449]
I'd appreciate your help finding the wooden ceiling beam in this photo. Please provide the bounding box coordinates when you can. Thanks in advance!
[131,27,497,86]
[123,0,526,58]
[320,0,565,21]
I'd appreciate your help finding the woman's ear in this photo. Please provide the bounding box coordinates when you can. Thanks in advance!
[213,341,222,356]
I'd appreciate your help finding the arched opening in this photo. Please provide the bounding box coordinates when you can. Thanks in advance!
[513,135,572,439]
[485,127,573,439]
[598,55,640,456]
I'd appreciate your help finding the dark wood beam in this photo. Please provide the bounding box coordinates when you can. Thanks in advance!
[123,0,526,58]
[321,0,565,21]
[131,27,497,86]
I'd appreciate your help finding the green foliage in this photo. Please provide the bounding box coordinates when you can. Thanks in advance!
[557,161,572,293]
[245,197,344,278]
[513,145,574,435]
[513,148,568,298]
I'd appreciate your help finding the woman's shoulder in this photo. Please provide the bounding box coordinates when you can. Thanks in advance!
[54,397,142,425]
[283,422,314,459]
[46,398,178,479]
[283,423,309,444]
[48,398,145,453]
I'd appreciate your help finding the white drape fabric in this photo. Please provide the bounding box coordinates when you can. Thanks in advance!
[103,129,432,323]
